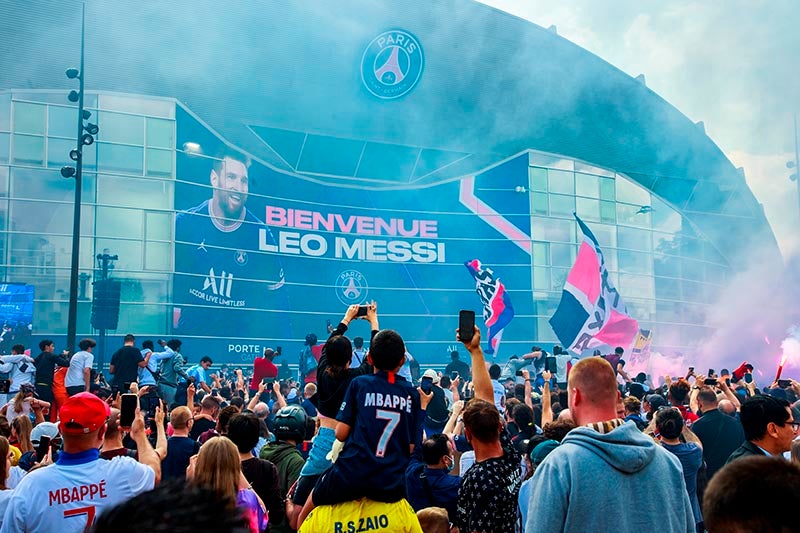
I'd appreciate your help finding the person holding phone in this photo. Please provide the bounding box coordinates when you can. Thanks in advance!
[0,393,161,532]
[288,303,378,528]
[250,348,278,402]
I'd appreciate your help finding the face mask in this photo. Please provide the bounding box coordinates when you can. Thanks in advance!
[446,455,456,473]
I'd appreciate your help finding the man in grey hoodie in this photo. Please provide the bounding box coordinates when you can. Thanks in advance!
[525,357,694,533]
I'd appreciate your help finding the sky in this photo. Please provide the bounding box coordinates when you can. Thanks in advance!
[478,0,800,258]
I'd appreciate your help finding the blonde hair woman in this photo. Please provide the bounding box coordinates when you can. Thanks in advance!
[10,416,33,457]
[187,437,266,532]
[0,436,15,524]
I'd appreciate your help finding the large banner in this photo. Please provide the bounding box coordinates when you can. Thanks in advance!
[173,108,534,362]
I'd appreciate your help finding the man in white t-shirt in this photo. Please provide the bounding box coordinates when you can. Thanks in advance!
[1,392,160,532]
[65,338,96,397]
[0,344,37,404]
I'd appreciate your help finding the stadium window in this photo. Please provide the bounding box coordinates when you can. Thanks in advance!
[11,134,44,166]
[145,147,173,177]
[600,200,616,224]
[96,206,143,240]
[599,177,615,201]
[47,137,74,168]
[146,118,174,149]
[575,172,599,198]
[47,105,76,138]
[615,175,650,206]
[550,242,573,267]
[533,266,550,291]
[12,102,45,135]
[548,194,575,217]
[96,142,144,175]
[547,169,575,195]
[0,94,10,131]
[618,250,653,276]
[0,133,8,164]
[532,241,550,265]
[532,192,548,215]
[97,111,144,145]
[529,166,548,192]
[576,197,600,222]
[617,226,652,252]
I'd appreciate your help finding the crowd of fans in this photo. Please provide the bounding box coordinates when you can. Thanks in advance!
[0,304,797,532]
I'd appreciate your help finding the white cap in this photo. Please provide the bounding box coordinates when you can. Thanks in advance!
[422,369,439,384]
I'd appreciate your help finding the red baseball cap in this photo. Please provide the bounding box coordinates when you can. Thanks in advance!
[59,392,111,435]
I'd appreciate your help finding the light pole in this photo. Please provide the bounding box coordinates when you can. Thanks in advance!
[61,3,99,353]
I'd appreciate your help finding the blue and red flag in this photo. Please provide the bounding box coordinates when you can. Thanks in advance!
[465,259,514,356]
[549,214,639,354]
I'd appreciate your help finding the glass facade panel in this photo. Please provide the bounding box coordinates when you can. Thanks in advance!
[532,241,549,265]
[48,105,77,138]
[529,167,547,192]
[616,203,650,228]
[98,94,174,118]
[144,242,172,270]
[654,276,680,300]
[12,102,45,135]
[145,148,173,177]
[9,200,95,236]
[551,267,568,292]
[616,175,650,206]
[618,226,652,252]
[12,167,95,203]
[600,200,615,224]
[0,133,8,164]
[599,177,616,201]
[619,273,654,300]
[590,223,617,249]
[95,238,143,271]
[47,137,74,168]
[548,169,574,194]
[532,192,548,215]
[618,250,653,275]
[533,266,549,290]
[531,218,573,243]
[145,212,172,241]
[97,174,172,209]
[651,196,681,233]
[11,134,44,165]
[97,143,144,174]
[549,194,574,217]
[575,172,599,198]
[98,111,144,145]
[576,197,600,222]
[0,94,10,131]
[96,206,143,239]
[146,118,174,148]
[550,243,573,267]
[536,317,558,341]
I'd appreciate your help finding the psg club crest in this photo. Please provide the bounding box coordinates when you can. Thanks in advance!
[361,29,424,99]
[336,270,368,305]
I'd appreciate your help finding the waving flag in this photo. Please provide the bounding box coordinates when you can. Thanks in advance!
[465,260,514,356]
[549,214,639,354]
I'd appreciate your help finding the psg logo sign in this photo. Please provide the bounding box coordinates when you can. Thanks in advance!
[361,29,424,99]
[336,270,369,305]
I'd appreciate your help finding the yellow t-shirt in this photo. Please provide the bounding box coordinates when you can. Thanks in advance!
[9,445,21,466]
[299,498,422,533]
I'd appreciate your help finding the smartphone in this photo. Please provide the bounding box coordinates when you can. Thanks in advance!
[276,346,282,355]
[357,306,369,317]
[211,388,219,396]
[779,379,791,388]
[688,367,694,373]
[458,310,476,343]
[450,371,459,380]
[119,393,138,428]
[35,436,51,463]
[545,356,558,373]
[326,318,332,327]
[704,378,717,386]
[707,369,715,378]
[515,370,524,377]
[421,376,433,394]
[0,380,9,395]
[744,373,753,384]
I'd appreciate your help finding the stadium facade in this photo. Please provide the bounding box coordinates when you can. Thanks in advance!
[0,0,779,365]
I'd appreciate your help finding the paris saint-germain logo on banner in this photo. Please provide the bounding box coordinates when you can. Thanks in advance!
[361,29,424,99]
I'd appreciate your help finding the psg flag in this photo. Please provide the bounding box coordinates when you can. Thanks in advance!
[465,259,514,356]
[549,214,639,354]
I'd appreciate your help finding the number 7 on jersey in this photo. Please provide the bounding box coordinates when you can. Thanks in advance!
[375,409,401,458]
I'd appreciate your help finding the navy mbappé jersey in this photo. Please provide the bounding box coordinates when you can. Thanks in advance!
[173,200,287,339]
[335,371,424,490]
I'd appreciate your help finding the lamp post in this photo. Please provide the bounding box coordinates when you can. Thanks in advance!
[61,3,98,353]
